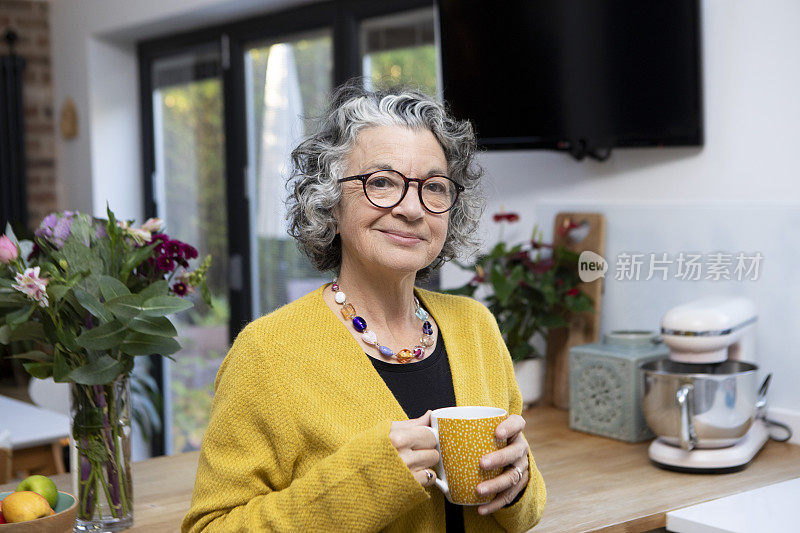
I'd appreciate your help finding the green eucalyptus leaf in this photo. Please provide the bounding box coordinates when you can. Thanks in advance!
[140,295,193,317]
[138,280,168,301]
[105,294,143,323]
[9,321,46,342]
[53,349,71,382]
[98,275,130,300]
[56,326,81,353]
[7,303,36,325]
[0,324,9,344]
[121,242,158,281]
[0,290,26,307]
[23,361,53,379]
[129,315,177,338]
[119,331,181,356]
[73,287,114,323]
[48,284,71,304]
[68,354,127,385]
[8,350,53,362]
[76,320,127,350]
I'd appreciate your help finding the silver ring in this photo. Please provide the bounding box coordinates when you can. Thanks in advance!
[513,465,524,484]
[425,469,433,482]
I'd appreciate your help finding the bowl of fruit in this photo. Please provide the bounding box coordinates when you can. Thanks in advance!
[0,475,77,532]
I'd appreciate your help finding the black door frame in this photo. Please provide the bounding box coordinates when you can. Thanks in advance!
[137,0,433,457]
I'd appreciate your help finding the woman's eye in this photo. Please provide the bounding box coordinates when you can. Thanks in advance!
[369,177,392,188]
[424,182,447,194]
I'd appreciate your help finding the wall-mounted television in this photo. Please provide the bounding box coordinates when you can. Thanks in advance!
[438,0,703,160]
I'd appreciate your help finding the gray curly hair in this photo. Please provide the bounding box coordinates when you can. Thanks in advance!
[286,79,485,279]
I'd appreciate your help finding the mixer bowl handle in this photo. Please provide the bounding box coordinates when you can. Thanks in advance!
[676,383,698,451]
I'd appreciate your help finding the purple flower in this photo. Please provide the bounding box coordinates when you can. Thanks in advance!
[165,240,182,257]
[35,213,58,240]
[156,255,175,272]
[35,211,74,249]
[52,215,74,247]
[172,282,188,296]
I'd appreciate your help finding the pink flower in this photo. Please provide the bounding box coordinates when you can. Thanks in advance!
[0,235,18,263]
[141,217,164,233]
[12,266,49,307]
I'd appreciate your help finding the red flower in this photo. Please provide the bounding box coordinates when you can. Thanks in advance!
[567,288,580,296]
[172,282,188,296]
[557,220,580,237]
[529,258,554,274]
[165,240,182,257]
[492,212,520,223]
[180,242,198,259]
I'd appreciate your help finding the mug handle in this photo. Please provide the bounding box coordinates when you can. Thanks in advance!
[422,425,449,496]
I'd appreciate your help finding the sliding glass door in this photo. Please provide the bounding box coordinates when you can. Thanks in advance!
[244,32,333,317]
[148,45,231,454]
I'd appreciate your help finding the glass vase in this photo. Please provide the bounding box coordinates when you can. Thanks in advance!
[70,375,134,532]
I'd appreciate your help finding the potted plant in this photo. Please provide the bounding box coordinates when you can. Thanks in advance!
[446,212,593,406]
[0,205,211,532]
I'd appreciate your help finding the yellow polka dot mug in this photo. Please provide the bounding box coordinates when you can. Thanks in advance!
[423,406,509,505]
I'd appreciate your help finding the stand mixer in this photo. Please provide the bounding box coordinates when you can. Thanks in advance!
[641,296,789,473]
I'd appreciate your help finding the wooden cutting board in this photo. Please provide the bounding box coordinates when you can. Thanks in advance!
[544,212,605,409]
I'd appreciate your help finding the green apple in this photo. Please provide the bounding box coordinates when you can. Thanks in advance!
[15,474,58,509]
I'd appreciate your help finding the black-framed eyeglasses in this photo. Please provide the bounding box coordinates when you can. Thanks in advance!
[338,169,465,214]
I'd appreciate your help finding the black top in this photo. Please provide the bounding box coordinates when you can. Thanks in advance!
[367,328,465,532]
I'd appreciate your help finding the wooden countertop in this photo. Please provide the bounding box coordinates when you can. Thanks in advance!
[3,405,799,532]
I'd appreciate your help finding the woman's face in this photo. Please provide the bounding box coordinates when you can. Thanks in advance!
[336,125,450,278]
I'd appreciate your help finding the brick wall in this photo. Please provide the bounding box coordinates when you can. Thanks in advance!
[1,0,55,234]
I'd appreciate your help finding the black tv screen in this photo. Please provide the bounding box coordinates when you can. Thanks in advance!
[438,0,703,156]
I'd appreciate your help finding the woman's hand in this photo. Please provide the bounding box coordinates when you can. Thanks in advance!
[389,410,440,488]
[476,414,530,515]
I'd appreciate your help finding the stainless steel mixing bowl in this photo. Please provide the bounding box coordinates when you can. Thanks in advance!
[640,360,759,450]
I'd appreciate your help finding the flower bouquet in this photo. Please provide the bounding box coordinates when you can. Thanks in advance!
[446,212,593,361]
[0,205,211,531]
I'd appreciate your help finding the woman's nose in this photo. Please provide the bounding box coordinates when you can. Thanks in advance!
[392,182,425,220]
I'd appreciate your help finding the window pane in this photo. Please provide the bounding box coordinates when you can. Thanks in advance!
[151,47,230,455]
[245,32,333,317]
[361,8,439,98]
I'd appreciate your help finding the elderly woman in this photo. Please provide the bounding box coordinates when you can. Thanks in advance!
[182,81,546,532]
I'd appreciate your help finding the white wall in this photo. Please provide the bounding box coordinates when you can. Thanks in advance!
[50,0,800,444]
[440,0,800,436]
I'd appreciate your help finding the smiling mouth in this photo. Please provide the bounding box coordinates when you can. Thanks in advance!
[378,229,425,242]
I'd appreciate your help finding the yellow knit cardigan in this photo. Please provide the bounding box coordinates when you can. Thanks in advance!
[182,285,546,532]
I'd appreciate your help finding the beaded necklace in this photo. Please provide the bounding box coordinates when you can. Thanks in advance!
[331,280,434,364]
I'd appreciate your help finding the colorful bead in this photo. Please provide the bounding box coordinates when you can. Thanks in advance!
[421,334,434,347]
[331,282,339,291]
[422,321,433,335]
[334,291,347,304]
[379,345,394,357]
[415,307,429,321]
[413,346,424,359]
[362,330,378,345]
[341,303,356,320]
[352,316,367,332]
[396,349,413,363]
